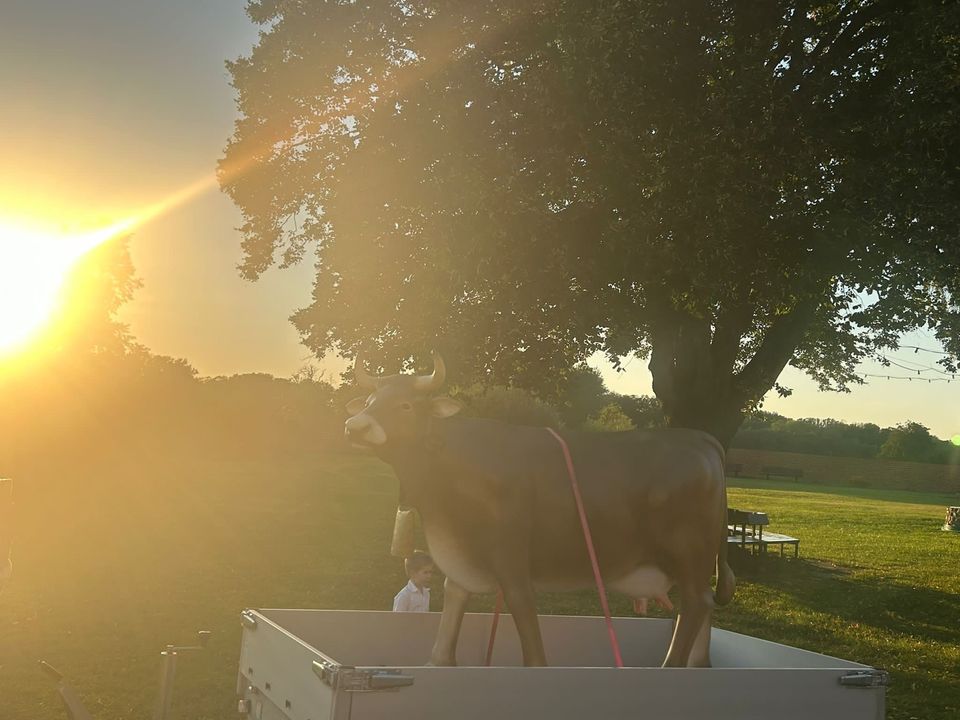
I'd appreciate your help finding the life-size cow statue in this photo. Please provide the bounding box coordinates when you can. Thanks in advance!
[345,352,735,668]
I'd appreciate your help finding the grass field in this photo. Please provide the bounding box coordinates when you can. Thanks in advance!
[1,453,958,719]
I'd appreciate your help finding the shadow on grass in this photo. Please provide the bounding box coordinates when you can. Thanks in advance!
[727,548,960,646]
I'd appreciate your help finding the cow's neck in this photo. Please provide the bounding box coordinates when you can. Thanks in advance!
[378,416,467,511]
[384,457,446,511]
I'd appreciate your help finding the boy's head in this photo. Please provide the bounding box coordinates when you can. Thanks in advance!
[404,552,435,589]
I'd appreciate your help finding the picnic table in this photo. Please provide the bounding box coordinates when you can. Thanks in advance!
[727,507,799,557]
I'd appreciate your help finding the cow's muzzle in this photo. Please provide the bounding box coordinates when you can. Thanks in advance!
[344,413,387,447]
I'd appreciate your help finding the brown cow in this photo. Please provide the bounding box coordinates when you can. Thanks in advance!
[345,352,735,667]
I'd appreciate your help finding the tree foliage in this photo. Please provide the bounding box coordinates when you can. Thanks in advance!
[557,365,608,428]
[736,411,884,457]
[455,384,562,428]
[39,236,142,360]
[733,412,957,463]
[878,421,951,464]
[221,0,960,445]
[583,403,636,433]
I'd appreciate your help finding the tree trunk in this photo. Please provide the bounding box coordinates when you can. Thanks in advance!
[648,298,819,451]
[666,399,745,452]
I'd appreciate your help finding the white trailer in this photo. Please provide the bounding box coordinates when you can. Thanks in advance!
[236,609,888,720]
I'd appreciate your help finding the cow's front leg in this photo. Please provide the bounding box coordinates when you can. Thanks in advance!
[500,578,547,666]
[428,577,470,666]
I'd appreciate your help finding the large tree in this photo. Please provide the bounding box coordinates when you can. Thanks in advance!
[220,0,960,446]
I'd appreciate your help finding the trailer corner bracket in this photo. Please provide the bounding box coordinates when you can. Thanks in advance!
[312,660,414,692]
[839,670,890,688]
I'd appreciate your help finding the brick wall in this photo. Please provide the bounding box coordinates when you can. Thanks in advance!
[726,447,960,493]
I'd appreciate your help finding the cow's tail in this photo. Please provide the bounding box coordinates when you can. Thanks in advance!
[702,433,736,607]
[714,467,736,607]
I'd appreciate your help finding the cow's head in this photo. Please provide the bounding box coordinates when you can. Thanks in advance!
[344,351,462,449]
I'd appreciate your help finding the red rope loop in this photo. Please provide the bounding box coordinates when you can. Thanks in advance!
[484,429,625,668]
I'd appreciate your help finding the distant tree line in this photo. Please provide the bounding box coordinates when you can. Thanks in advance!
[458,369,957,465]
[733,414,957,465]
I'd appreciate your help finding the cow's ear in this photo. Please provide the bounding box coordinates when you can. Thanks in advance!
[430,396,462,418]
[346,396,368,416]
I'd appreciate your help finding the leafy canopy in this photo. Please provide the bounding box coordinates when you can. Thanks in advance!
[221,0,960,439]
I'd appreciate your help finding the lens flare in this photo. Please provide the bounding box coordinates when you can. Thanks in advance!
[952,435,960,447]
[0,217,136,355]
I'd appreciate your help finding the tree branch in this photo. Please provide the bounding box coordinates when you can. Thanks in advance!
[648,315,680,415]
[710,297,753,379]
[733,297,821,406]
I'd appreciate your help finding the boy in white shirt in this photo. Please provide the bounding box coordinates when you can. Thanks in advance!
[392,552,434,612]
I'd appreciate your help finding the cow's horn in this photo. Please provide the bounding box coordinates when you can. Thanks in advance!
[413,351,446,391]
[354,351,379,390]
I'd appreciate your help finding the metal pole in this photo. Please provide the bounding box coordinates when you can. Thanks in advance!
[153,649,178,720]
[39,661,95,720]
[152,631,210,720]
[0,479,13,593]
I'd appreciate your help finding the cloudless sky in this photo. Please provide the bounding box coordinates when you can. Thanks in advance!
[2,1,957,440]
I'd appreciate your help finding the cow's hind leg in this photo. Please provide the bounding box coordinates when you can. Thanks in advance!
[429,577,470,666]
[500,577,547,666]
[686,612,713,667]
[662,584,713,668]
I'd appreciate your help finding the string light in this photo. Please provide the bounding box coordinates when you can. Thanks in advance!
[861,372,953,382]
[900,345,951,355]
[877,354,955,377]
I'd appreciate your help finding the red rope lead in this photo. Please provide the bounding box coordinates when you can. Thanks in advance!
[484,589,503,666]
[483,430,625,669]
[546,427,624,668]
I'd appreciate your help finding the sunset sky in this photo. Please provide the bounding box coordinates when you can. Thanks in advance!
[2,0,957,440]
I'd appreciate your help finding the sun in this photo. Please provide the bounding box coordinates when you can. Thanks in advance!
[0,218,132,356]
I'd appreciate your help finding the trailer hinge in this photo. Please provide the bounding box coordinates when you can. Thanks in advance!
[312,660,414,692]
[240,611,258,630]
[839,669,890,688]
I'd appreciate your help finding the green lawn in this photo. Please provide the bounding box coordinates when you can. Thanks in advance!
[723,479,960,719]
[1,455,957,719]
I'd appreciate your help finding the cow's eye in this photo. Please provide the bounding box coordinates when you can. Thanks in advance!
[400,402,413,411]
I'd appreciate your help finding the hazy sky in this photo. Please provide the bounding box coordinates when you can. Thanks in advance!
[2,0,957,440]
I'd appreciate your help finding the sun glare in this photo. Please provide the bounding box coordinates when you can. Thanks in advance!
[0,173,216,358]
[0,218,134,356]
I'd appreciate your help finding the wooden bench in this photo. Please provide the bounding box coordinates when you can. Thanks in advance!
[761,465,803,482]
[727,508,768,551]
[727,507,800,558]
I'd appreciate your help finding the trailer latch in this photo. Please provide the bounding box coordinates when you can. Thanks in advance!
[312,660,414,692]
[839,669,890,688]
